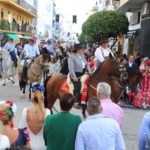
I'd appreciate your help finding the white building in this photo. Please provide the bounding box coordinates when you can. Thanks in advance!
[37,0,56,39]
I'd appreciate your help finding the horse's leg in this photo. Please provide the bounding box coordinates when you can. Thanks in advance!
[81,104,87,118]
[2,72,6,86]
[29,83,32,99]
[11,75,15,84]
[22,80,27,94]
[19,80,22,91]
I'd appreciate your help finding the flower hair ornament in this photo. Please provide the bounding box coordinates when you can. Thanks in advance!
[0,100,17,116]
[31,83,45,92]
[6,100,17,116]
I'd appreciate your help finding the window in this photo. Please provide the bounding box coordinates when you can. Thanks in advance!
[1,11,4,19]
[73,15,77,24]
[106,0,111,6]
[138,12,141,23]
[56,15,59,22]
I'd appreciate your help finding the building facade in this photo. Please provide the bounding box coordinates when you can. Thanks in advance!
[118,0,150,56]
[0,0,37,43]
[37,0,56,40]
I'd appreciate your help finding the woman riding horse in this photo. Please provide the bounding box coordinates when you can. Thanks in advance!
[44,53,128,117]
[68,43,91,108]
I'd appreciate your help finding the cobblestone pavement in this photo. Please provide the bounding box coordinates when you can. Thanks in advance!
[0,78,148,150]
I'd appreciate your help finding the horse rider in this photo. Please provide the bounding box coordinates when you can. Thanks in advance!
[68,43,91,107]
[95,38,114,68]
[4,38,18,66]
[44,39,56,56]
[23,38,40,81]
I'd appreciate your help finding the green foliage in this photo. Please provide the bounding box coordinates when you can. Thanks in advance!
[78,33,94,43]
[1,20,10,30]
[81,10,129,42]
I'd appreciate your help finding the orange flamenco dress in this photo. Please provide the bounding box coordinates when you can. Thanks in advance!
[132,67,150,108]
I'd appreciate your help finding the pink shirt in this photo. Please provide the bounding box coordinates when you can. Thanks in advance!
[101,99,124,129]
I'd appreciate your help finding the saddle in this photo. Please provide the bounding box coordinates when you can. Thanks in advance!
[60,74,89,94]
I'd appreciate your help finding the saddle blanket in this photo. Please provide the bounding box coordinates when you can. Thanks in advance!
[60,74,89,104]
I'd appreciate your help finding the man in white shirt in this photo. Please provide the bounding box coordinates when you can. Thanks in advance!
[24,39,40,59]
[23,39,40,80]
[4,38,15,52]
[75,97,125,150]
[95,38,114,67]
[4,38,18,66]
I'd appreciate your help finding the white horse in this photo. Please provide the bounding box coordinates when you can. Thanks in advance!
[0,48,17,86]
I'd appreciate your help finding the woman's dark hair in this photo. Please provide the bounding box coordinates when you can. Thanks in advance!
[60,93,75,111]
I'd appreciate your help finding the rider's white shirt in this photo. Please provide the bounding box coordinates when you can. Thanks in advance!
[95,46,112,63]
[4,42,15,52]
[24,44,40,58]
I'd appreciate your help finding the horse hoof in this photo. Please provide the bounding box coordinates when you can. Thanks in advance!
[2,84,6,86]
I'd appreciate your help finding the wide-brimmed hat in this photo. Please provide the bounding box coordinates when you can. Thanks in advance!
[71,43,86,52]
[100,38,109,45]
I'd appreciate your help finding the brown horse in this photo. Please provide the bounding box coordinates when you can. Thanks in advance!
[44,55,126,117]
[18,53,50,98]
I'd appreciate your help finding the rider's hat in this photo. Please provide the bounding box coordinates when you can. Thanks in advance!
[100,38,109,45]
[71,43,86,53]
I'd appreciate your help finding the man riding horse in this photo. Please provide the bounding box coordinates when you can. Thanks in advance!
[23,38,40,81]
[4,38,18,67]
[68,43,91,108]
[95,38,114,67]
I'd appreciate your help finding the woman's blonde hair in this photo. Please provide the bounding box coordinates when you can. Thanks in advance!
[32,90,45,114]
[0,104,13,126]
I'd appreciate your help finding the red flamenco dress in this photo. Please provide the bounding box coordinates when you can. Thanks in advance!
[133,63,150,108]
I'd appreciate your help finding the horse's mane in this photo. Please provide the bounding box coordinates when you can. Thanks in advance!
[92,58,109,75]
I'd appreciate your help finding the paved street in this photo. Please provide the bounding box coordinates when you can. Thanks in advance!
[0,77,148,150]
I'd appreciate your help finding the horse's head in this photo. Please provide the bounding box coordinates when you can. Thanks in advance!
[107,54,128,79]
[126,68,142,92]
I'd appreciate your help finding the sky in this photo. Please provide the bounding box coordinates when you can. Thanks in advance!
[55,0,96,15]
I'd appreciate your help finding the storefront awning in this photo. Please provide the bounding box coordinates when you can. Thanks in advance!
[24,34,32,39]
[7,33,20,40]
[16,34,24,38]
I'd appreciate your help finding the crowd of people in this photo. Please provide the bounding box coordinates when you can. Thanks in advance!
[0,37,150,149]
[0,82,149,150]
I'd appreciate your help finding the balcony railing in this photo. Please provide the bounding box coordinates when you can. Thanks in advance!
[0,19,35,34]
[12,0,37,15]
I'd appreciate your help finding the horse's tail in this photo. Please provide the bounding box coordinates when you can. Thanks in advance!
[44,75,52,108]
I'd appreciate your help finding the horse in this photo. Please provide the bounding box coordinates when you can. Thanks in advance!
[18,52,50,98]
[0,48,17,86]
[44,55,127,117]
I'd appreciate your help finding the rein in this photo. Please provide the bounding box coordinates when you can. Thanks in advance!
[88,75,125,100]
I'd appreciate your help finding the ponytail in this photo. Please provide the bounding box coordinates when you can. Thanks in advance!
[33,90,45,114]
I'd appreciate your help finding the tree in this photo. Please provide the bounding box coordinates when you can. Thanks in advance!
[79,10,129,45]
[78,33,94,43]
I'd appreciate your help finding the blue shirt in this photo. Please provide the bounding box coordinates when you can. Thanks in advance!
[75,114,125,150]
[138,112,150,150]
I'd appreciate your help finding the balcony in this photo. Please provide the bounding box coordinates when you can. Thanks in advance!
[0,0,37,18]
[12,0,37,15]
[0,19,35,35]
